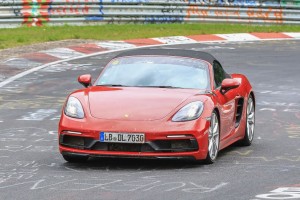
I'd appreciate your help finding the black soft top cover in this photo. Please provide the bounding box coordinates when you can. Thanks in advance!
[114,49,217,66]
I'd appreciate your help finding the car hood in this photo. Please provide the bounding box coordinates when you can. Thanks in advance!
[88,87,200,121]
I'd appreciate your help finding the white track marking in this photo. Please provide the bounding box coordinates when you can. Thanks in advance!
[0,35,300,88]
[153,36,197,44]
[216,33,260,41]
[96,41,136,50]
[41,48,85,59]
[283,32,300,38]
[256,187,300,199]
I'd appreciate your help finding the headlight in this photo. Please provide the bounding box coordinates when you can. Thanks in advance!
[64,96,84,119]
[172,101,204,122]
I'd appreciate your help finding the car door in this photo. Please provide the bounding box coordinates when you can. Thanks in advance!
[212,61,237,141]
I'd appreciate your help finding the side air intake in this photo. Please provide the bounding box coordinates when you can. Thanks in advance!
[235,98,244,127]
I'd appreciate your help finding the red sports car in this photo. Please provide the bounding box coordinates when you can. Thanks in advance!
[58,49,255,164]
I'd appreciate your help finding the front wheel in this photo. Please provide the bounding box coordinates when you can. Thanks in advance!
[204,111,220,164]
[240,95,255,146]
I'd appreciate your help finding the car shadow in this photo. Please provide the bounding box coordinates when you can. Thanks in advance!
[61,156,206,170]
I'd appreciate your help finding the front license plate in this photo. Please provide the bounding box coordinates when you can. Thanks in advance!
[100,132,145,144]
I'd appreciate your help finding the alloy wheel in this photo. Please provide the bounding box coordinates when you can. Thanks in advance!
[208,112,220,161]
[246,97,255,142]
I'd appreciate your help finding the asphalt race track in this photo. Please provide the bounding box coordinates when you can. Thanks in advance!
[0,40,300,200]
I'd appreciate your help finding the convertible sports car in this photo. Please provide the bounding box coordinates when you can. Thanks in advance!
[58,49,255,164]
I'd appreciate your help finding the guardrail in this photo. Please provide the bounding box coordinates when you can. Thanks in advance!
[0,0,300,27]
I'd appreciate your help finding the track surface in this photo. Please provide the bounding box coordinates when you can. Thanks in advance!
[0,40,300,200]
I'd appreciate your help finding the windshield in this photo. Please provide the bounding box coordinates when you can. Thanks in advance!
[96,56,210,89]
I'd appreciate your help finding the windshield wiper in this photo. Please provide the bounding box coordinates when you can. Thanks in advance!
[96,84,127,87]
[97,84,182,89]
[137,85,183,89]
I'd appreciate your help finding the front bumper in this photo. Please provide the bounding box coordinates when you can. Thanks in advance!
[58,116,210,160]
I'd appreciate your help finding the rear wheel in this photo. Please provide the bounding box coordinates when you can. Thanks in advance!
[240,95,255,146]
[62,154,89,163]
[204,111,220,164]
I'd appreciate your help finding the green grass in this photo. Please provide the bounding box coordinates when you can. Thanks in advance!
[0,23,300,50]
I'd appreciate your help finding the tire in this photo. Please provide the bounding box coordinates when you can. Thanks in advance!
[239,95,255,146]
[62,153,89,163]
[204,111,220,164]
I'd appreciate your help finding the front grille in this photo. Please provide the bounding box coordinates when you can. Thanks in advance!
[60,135,199,152]
[91,142,156,152]
[109,143,142,152]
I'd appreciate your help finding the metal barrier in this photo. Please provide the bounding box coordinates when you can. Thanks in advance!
[0,0,300,27]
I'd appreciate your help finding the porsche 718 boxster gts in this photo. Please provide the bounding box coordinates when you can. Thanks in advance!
[58,49,255,164]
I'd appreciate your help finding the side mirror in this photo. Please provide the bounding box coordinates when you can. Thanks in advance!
[220,78,240,94]
[78,74,92,88]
